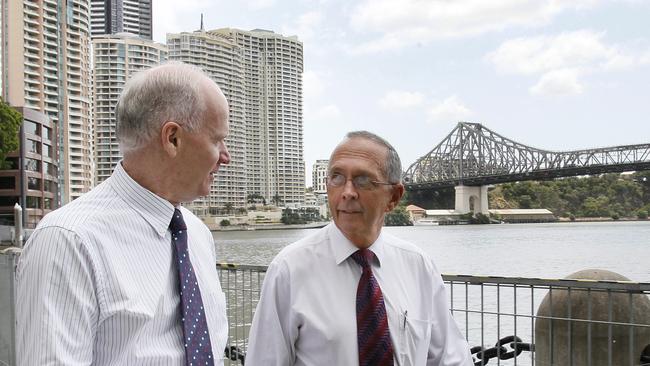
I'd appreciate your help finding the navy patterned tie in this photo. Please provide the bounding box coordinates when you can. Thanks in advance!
[170,208,215,366]
[351,249,394,366]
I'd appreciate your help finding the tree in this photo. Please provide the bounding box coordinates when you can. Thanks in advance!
[271,194,283,207]
[384,206,412,226]
[0,98,22,168]
[219,219,231,227]
[223,203,234,214]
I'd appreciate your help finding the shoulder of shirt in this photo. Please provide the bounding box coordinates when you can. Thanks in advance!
[269,225,329,265]
[380,231,438,269]
[34,180,118,236]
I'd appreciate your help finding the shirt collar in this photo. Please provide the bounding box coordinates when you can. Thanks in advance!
[109,161,176,238]
[328,223,386,267]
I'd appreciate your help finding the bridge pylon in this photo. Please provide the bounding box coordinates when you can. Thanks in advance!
[454,185,489,215]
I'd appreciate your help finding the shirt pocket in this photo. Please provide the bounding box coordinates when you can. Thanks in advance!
[204,290,229,356]
[398,312,432,366]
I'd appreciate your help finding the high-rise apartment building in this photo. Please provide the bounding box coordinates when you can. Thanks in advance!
[90,0,152,39]
[93,34,167,183]
[2,0,93,204]
[312,159,329,194]
[167,28,304,209]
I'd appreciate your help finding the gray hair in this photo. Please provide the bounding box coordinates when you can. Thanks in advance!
[342,130,403,183]
[116,61,211,154]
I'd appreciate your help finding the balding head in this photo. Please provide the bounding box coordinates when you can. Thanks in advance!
[116,61,224,154]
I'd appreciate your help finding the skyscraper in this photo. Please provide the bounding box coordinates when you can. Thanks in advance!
[167,28,304,209]
[90,0,152,39]
[312,159,329,194]
[2,0,93,204]
[93,33,167,183]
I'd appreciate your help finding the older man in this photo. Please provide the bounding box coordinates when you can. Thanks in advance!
[16,62,230,365]
[246,131,472,365]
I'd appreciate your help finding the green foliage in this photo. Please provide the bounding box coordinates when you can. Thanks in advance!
[384,206,413,226]
[0,99,23,167]
[219,219,231,227]
[637,210,648,220]
[281,207,322,224]
[489,173,650,218]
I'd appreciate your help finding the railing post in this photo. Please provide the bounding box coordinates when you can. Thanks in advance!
[13,203,23,248]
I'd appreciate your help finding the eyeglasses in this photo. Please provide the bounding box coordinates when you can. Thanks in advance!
[326,173,395,190]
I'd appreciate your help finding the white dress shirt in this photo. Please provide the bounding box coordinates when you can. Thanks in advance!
[16,162,228,365]
[246,223,472,366]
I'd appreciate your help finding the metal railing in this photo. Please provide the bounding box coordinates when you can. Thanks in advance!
[217,264,650,366]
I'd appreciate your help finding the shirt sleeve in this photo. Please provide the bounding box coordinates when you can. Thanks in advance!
[16,226,100,366]
[245,259,296,365]
[427,262,474,365]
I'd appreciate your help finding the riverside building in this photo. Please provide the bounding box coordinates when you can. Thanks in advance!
[167,27,304,211]
[92,34,167,184]
[1,0,93,204]
[90,0,152,40]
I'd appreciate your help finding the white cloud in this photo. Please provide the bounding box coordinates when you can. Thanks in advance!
[281,11,324,41]
[303,70,325,98]
[486,30,614,75]
[379,90,424,109]
[530,69,583,96]
[152,0,209,42]
[244,0,276,10]
[349,0,597,53]
[486,30,650,96]
[312,104,342,121]
[428,95,472,123]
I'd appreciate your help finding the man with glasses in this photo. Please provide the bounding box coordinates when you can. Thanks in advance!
[247,131,472,365]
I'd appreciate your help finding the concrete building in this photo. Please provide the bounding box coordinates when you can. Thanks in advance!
[92,34,167,183]
[0,108,58,228]
[167,27,304,210]
[2,0,93,204]
[90,0,152,39]
[312,159,328,194]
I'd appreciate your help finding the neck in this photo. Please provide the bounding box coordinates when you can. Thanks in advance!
[122,148,179,206]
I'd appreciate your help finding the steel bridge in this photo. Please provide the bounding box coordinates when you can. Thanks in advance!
[403,122,650,191]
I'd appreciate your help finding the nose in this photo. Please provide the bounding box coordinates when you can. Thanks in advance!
[341,179,358,200]
[219,142,231,165]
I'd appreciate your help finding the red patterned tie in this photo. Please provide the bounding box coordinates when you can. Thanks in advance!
[351,249,394,366]
[170,208,215,366]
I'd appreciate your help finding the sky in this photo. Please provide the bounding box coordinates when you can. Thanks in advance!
[153,0,650,187]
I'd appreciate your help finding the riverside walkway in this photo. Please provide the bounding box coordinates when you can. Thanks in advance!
[2,251,650,365]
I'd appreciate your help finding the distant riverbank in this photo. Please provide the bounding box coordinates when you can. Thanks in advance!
[210,221,329,232]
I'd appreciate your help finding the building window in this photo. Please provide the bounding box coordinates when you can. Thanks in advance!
[26,196,41,209]
[43,144,53,158]
[25,158,41,172]
[1,158,19,170]
[0,196,19,207]
[24,121,40,136]
[0,177,15,189]
[43,126,52,141]
[27,177,41,190]
[44,197,53,210]
[26,139,41,154]
[44,179,56,193]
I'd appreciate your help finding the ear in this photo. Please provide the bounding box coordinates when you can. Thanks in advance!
[161,121,182,157]
[386,183,405,212]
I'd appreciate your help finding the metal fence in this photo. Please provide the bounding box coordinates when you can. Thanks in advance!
[217,264,650,366]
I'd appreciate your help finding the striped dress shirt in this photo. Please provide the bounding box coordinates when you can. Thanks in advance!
[16,162,228,365]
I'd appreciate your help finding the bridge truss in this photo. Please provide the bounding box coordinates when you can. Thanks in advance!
[403,122,650,190]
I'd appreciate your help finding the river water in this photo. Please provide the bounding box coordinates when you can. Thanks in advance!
[214,221,650,281]
[214,221,650,365]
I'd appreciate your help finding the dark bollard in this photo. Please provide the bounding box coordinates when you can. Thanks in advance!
[535,269,650,366]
